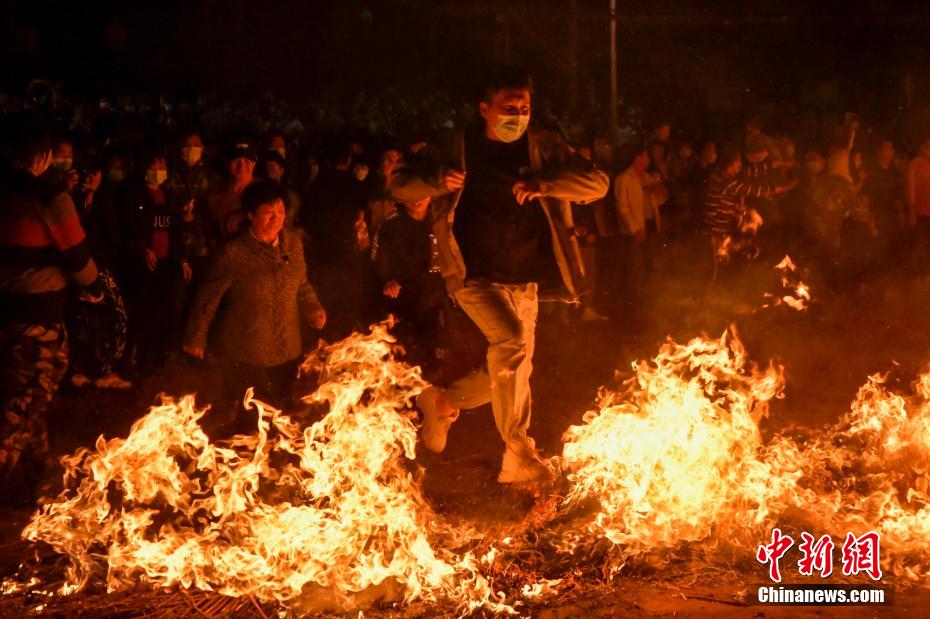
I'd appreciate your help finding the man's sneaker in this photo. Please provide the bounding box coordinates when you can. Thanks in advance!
[417,387,459,453]
[70,374,91,388]
[95,373,133,390]
[497,445,553,484]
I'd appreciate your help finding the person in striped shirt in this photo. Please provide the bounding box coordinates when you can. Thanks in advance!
[703,145,797,277]
[0,118,100,503]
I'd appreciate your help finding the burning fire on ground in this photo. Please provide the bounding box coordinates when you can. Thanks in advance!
[16,324,512,615]
[762,255,812,311]
[6,314,930,614]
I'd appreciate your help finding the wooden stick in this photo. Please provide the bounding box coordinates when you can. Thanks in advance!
[249,594,269,619]
[182,588,213,619]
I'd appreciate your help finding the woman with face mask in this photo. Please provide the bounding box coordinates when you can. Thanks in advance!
[167,130,218,211]
[123,154,192,375]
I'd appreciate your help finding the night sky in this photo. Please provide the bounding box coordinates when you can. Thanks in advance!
[3,1,930,116]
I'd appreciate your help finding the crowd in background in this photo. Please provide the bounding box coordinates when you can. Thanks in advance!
[3,75,930,500]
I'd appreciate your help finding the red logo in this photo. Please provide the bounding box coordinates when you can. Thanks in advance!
[756,528,795,582]
[758,530,882,582]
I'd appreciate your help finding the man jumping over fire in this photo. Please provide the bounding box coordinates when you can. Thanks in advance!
[390,67,609,484]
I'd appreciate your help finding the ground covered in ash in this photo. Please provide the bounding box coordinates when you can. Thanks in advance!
[3,237,930,617]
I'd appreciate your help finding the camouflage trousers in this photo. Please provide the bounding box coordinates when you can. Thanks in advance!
[0,323,68,480]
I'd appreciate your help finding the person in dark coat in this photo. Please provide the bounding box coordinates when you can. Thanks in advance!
[300,138,370,337]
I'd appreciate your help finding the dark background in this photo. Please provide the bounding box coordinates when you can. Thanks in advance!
[2,0,930,118]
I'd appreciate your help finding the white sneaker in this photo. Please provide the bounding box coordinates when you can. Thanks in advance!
[70,374,91,388]
[94,373,133,390]
[497,444,553,484]
[417,387,460,453]
[581,307,609,322]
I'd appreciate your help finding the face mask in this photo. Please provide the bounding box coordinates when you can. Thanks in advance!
[271,147,286,159]
[108,169,126,182]
[52,158,73,171]
[181,146,203,166]
[146,169,168,186]
[492,114,529,143]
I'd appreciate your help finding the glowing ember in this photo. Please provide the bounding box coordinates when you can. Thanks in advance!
[763,255,812,311]
[22,324,511,614]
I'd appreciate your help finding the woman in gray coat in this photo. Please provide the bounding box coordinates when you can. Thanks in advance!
[183,181,326,410]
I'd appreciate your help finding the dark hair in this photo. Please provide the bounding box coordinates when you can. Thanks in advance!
[241,180,288,215]
[718,144,742,169]
[264,130,287,148]
[481,65,533,103]
[616,143,647,169]
[2,114,53,167]
[321,135,352,167]
[178,127,203,142]
[51,136,74,150]
[140,151,167,171]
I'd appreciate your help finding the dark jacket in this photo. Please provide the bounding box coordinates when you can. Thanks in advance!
[167,160,219,207]
[389,126,609,299]
[184,228,322,366]
[301,168,367,267]
[371,206,445,318]
[124,182,184,268]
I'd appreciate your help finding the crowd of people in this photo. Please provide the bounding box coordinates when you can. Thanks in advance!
[3,68,930,500]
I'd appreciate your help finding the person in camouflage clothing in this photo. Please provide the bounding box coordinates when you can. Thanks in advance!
[0,118,100,502]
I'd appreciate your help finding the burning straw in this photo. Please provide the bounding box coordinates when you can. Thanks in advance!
[553,326,930,582]
[17,323,511,615]
[7,320,930,616]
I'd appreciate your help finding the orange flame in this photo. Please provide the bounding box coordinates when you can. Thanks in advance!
[22,324,512,614]
[560,327,930,581]
[763,255,812,311]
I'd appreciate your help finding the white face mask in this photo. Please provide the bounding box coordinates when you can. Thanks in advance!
[181,146,203,166]
[492,114,530,143]
[146,169,168,186]
[52,158,73,171]
[271,147,286,159]
[108,169,125,182]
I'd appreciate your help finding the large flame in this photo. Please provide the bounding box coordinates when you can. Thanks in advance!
[560,327,930,581]
[559,328,793,557]
[22,324,510,614]
[14,316,930,614]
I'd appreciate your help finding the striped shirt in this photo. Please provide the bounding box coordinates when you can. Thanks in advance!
[703,161,777,236]
[0,166,98,324]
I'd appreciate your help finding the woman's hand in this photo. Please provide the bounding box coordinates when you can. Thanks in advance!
[144,249,158,271]
[308,309,327,330]
[181,261,192,283]
[182,343,205,359]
